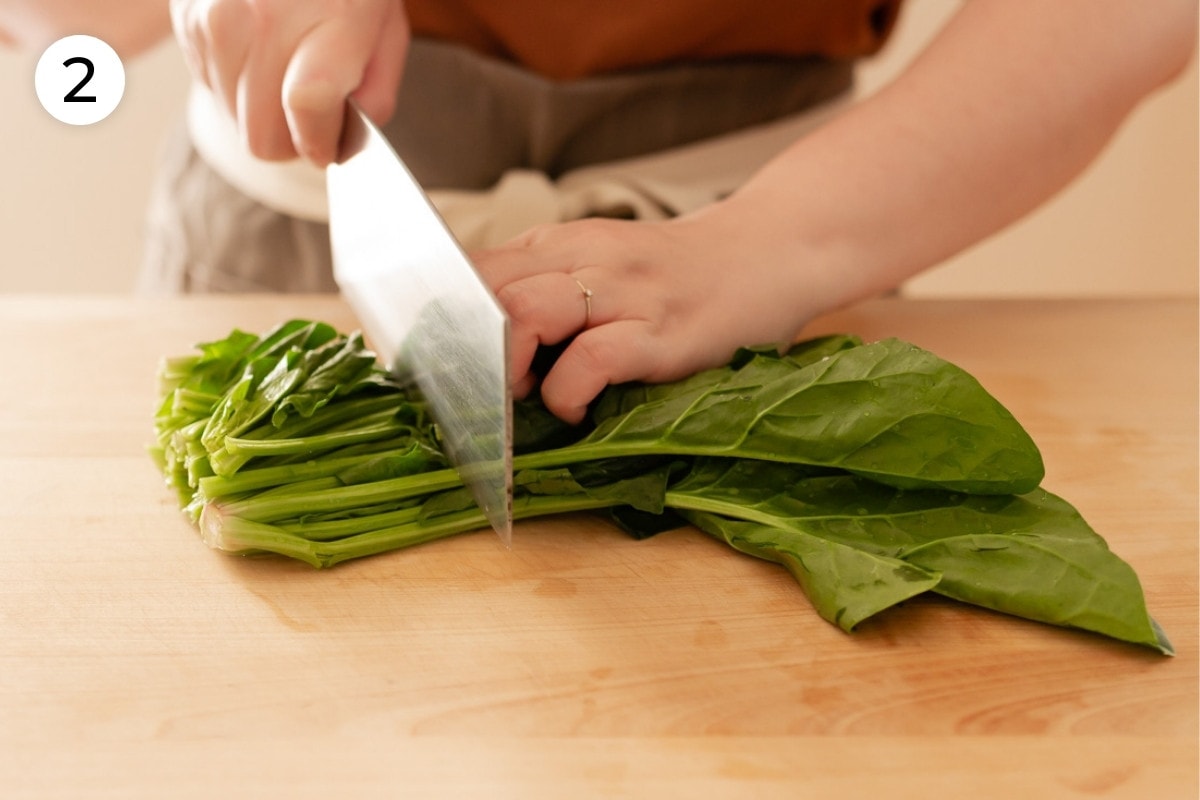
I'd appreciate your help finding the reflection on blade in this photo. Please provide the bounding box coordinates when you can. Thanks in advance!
[328,104,512,545]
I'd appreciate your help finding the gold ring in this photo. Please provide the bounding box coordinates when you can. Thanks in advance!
[573,277,594,327]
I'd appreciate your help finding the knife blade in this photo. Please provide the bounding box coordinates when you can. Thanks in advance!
[327,103,513,546]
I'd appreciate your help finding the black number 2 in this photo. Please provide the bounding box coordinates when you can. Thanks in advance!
[62,56,98,103]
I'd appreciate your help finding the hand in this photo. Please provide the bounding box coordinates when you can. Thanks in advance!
[472,201,838,424]
[472,0,1197,428]
[170,0,409,165]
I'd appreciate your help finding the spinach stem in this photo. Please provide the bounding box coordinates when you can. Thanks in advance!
[203,492,613,568]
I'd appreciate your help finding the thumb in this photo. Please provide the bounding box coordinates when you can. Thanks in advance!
[282,5,407,165]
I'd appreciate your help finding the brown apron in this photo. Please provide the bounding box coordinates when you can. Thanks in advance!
[138,38,852,294]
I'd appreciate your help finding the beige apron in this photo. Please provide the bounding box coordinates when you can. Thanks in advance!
[139,39,852,294]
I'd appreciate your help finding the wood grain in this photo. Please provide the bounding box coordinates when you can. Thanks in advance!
[0,296,1195,798]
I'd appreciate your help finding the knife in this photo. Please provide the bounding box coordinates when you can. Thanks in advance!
[327,102,513,546]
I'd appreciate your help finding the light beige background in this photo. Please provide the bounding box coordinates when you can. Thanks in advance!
[0,1,1195,296]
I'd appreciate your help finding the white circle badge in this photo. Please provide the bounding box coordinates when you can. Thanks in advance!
[35,35,126,126]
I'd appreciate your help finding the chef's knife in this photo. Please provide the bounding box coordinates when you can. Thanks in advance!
[327,102,513,546]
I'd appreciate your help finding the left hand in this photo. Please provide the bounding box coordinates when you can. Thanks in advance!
[472,201,835,424]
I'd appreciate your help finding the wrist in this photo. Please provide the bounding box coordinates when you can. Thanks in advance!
[702,188,891,328]
[671,193,864,349]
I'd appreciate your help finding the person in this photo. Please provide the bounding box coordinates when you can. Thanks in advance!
[6,2,1196,424]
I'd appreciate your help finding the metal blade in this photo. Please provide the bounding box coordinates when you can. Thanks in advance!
[327,103,512,546]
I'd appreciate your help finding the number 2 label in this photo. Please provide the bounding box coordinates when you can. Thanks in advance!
[35,36,125,125]
[62,56,99,103]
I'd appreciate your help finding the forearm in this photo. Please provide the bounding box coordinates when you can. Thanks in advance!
[727,0,1197,309]
[0,0,171,57]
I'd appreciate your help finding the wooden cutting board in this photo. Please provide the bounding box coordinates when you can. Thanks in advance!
[1,295,1195,799]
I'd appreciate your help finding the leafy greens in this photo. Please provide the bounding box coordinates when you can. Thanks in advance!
[149,321,1171,654]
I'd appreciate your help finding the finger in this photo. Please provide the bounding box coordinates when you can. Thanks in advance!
[472,220,613,290]
[498,271,596,387]
[170,0,212,91]
[470,231,551,290]
[512,371,539,401]
[283,11,399,166]
[237,17,299,161]
[538,322,663,425]
[201,1,253,116]
[349,2,409,127]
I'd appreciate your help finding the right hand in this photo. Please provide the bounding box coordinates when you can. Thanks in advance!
[170,0,409,166]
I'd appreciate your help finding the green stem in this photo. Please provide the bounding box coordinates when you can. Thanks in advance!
[203,492,613,568]
[197,441,438,497]
[512,441,742,472]
[222,419,411,457]
[216,468,465,522]
[662,489,781,528]
[197,452,388,497]
[216,443,685,525]
[278,505,424,541]
[207,395,420,476]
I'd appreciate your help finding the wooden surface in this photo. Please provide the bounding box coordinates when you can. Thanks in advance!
[1,295,1195,798]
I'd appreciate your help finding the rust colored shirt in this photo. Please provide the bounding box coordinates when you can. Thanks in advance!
[406,0,904,81]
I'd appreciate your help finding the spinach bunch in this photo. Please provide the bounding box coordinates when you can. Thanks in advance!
[150,320,1171,654]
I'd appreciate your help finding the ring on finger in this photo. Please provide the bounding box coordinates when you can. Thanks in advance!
[572,277,594,328]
